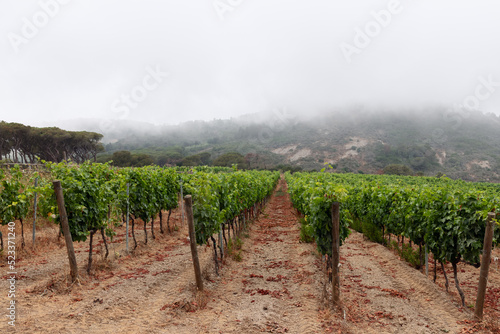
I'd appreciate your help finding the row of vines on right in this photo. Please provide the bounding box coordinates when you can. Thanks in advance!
[285,171,500,307]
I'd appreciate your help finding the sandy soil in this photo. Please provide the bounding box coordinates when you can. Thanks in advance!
[0,179,499,333]
[163,181,326,334]
[326,233,468,333]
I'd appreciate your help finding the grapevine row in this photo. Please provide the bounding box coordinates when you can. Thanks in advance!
[0,163,279,275]
[286,172,500,305]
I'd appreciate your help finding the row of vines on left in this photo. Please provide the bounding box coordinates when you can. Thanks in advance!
[0,162,181,274]
[0,163,279,277]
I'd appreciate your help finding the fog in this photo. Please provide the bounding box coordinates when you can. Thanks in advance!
[0,0,499,131]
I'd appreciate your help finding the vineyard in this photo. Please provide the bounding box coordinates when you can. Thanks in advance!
[287,172,499,305]
[0,163,279,274]
[0,164,499,333]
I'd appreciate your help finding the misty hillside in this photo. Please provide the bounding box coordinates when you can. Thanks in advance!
[89,108,500,182]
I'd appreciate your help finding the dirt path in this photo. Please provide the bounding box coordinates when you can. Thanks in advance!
[159,179,327,334]
[327,232,467,333]
[1,179,498,333]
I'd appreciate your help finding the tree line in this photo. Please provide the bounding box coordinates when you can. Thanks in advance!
[0,121,104,164]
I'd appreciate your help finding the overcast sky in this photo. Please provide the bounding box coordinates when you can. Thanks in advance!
[1,0,499,130]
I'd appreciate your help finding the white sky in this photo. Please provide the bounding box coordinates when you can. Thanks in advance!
[0,0,499,129]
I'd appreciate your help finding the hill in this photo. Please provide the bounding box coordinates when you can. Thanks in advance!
[72,108,500,182]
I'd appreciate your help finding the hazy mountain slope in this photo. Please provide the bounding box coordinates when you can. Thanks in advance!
[68,108,500,182]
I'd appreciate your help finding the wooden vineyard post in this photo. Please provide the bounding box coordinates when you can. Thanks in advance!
[331,202,340,306]
[32,177,38,248]
[474,212,496,320]
[184,195,204,292]
[53,181,79,283]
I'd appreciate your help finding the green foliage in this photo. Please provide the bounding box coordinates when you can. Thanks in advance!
[93,108,500,181]
[360,220,385,244]
[299,217,314,243]
[372,143,439,172]
[233,252,242,262]
[180,152,211,166]
[227,237,243,261]
[40,161,118,242]
[0,162,276,268]
[400,243,421,267]
[228,237,243,252]
[286,172,351,256]
[287,171,500,266]
[114,166,180,237]
[0,165,35,226]
[182,168,279,245]
[275,164,303,173]
[390,241,421,267]
[99,146,185,166]
[182,171,222,244]
[33,162,277,253]
[383,164,413,176]
[213,152,248,169]
[349,217,363,233]
[110,151,154,167]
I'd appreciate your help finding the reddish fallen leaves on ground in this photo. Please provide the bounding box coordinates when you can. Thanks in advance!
[118,268,150,280]
[249,273,263,278]
[243,288,291,299]
[152,269,171,276]
[358,283,409,300]
[266,275,288,282]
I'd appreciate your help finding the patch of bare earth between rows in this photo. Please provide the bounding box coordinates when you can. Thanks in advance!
[336,233,465,334]
[1,179,498,333]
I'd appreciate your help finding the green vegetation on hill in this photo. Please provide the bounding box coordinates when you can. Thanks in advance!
[96,108,500,182]
[5,108,496,181]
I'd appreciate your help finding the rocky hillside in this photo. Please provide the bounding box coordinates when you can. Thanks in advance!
[77,107,500,182]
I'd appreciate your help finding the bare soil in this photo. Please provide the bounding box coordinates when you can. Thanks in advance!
[0,179,498,333]
[327,232,499,333]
